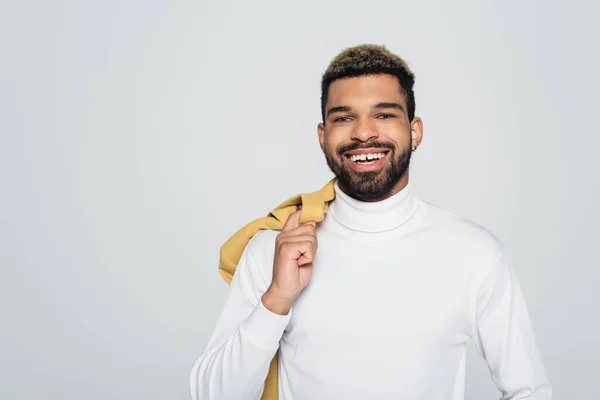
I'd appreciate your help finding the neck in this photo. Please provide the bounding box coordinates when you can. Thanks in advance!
[328,177,419,233]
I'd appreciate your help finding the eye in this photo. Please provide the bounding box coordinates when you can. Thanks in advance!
[333,116,352,123]
[376,114,396,120]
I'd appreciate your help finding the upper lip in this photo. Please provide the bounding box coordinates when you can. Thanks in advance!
[344,148,390,156]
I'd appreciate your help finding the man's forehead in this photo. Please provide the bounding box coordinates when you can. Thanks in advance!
[327,74,405,106]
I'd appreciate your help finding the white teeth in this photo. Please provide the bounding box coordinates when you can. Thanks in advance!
[350,152,386,162]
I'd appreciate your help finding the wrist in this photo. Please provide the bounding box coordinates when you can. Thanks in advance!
[262,287,294,316]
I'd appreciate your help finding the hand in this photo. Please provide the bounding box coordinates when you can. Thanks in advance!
[262,210,317,315]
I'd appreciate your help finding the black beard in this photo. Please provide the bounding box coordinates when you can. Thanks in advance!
[324,140,411,201]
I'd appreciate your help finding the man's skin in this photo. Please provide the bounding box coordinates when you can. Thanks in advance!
[262,74,423,316]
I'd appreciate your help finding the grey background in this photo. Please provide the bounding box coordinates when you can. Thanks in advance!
[1,0,598,399]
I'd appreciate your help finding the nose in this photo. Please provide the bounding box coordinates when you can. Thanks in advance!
[350,117,379,142]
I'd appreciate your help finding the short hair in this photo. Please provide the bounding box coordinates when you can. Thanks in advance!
[320,44,416,122]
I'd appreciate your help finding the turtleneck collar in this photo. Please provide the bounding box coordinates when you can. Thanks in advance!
[328,179,420,233]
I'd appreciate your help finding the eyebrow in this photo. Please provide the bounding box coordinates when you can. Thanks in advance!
[373,102,405,112]
[326,106,352,118]
[326,102,405,118]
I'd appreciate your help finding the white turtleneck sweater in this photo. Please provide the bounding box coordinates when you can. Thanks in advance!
[191,181,551,399]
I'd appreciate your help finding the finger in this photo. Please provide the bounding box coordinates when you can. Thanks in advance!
[297,251,314,266]
[282,210,302,232]
[281,241,316,262]
[296,244,317,266]
[277,235,317,249]
[278,224,316,238]
[297,256,313,267]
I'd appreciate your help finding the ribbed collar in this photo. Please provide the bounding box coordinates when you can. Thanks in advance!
[328,179,419,233]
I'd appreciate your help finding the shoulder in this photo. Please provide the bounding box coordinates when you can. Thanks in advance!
[243,229,279,278]
[416,199,505,265]
[246,229,279,255]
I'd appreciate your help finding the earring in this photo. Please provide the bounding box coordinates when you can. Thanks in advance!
[412,146,417,151]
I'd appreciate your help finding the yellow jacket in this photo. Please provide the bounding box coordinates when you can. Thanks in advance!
[218,178,337,400]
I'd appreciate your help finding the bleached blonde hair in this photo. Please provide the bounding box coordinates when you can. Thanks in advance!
[321,44,416,122]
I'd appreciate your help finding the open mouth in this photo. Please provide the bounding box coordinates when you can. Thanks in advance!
[347,151,388,164]
[343,149,390,171]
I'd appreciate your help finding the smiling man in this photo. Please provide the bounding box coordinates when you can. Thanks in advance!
[191,45,552,399]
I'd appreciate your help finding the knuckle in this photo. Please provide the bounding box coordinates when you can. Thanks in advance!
[281,242,294,254]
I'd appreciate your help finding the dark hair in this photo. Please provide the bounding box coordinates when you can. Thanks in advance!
[320,44,416,122]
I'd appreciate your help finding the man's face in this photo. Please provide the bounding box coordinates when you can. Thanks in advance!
[318,74,422,202]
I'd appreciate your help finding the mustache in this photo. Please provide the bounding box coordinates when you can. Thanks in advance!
[336,141,395,155]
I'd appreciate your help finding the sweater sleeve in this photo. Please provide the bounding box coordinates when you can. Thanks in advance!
[190,237,291,400]
[474,253,552,399]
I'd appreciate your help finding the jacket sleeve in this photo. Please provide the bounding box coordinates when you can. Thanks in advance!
[474,253,552,399]
[190,236,291,400]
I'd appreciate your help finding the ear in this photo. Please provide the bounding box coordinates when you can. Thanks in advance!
[317,122,326,153]
[410,117,423,150]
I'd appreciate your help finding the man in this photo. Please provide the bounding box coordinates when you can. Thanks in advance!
[190,45,551,399]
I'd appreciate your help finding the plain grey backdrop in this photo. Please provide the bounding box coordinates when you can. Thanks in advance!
[1,0,598,399]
